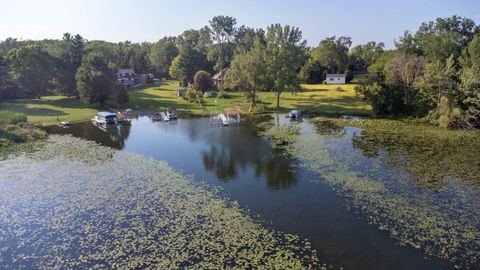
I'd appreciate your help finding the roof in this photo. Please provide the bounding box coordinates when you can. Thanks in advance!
[117,68,135,75]
[326,74,346,78]
[97,112,117,118]
[212,68,229,80]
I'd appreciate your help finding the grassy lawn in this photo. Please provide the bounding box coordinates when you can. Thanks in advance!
[257,84,371,115]
[0,96,99,125]
[128,81,371,116]
[127,81,248,116]
[0,80,371,125]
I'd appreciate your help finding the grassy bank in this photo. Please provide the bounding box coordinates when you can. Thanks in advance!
[0,81,371,125]
[0,96,99,125]
[0,111,47,147]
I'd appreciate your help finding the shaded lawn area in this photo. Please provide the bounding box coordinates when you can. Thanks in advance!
[127,81,248,116]
[0,96,99,125]
[129,81,372,116]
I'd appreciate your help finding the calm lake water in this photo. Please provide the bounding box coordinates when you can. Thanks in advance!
[47,116,460,270]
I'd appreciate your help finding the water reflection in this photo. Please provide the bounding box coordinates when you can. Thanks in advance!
[48,117,297,189]
[46,122,131,149]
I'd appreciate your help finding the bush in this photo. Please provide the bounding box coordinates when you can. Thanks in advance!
[0,138,13,148]
[345,70,354,83]
[0,111,27,125]
[183,88,199,102]
[193,70,214,93]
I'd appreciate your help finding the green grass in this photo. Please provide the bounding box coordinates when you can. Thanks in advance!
[127,81,248,115]
[257,84,371,115]
[0,81,371,125]
[0,96,100,125]
[128,81,371,116]
[0,111,27,125]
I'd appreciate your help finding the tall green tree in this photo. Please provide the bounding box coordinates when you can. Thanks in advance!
[299,57,325,84]
[47,33,85,96]
[76,53,116,104]
[208,16,238,95]
[265,24,307,109]
[349,41,385,72]
[312,36,351,73]
[169,48,210,87]
[416,55,457,109]
[6,44,54,98]
[148,37,178,79]
[415,16,477,62]
[458,35,480,127]
[226,39,267,106]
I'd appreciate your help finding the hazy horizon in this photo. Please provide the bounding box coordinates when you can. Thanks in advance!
[1,0,479,49]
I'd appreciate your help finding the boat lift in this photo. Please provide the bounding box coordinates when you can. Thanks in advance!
[210,111,241,127]
[160,112,170,122]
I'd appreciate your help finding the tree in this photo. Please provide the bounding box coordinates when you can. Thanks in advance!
[312,36,351,73]
[47,33,85,96]
[6,44,54,98]
[349,41,385,72]
[148,37,178,79]
[299,58,325,84]
[265,24,307,108]
[395,31,422,54]
[415,55,457,109]
[208,16,238,95]
[355,82,406,115]
[226,41,267,106]
[415,16,477,62]
[193,70,214,94]
[458,35,480,127]
[171,29,213,86]
[112,83,129,107]
[169,48,210,87]
[386,52,424,108]
[76,53,116,104]
[367,50,395,79]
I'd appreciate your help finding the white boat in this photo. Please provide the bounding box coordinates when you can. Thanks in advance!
[288,109,301,119]
[92,112,117,125]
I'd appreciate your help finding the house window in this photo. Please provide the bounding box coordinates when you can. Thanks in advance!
[329,78,334,81]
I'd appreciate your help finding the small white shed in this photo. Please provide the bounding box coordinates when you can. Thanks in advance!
[326,74,346,84]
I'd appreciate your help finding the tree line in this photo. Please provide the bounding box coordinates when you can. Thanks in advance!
[0,15,381,106]
[0,15,478,128]
[357,16,479,128]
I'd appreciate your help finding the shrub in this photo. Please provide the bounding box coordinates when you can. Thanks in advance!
[0,111,27,125]
[193,70,214,93]
[345,70,354,83]
[183,88,199,102]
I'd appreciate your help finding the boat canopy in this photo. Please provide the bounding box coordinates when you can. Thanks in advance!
[97,112,117,120]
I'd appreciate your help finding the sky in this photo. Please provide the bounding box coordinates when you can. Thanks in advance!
[0,0,479,49]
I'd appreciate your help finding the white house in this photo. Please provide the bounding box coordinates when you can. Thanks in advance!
[326,74,346,84]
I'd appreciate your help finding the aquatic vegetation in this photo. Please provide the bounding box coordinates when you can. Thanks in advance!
[261,124,300,150]
[259,117,480,268]
[322,118,480,192]
[0,135,321,269]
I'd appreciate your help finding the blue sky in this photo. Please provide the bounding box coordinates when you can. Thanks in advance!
[0,0,479,48]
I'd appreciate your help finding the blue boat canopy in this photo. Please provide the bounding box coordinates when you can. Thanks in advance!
[97,112,117,120]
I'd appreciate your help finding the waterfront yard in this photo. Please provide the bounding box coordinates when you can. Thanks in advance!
[0,81,371,126]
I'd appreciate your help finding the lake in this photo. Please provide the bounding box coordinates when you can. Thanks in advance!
[46,115,480,269]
